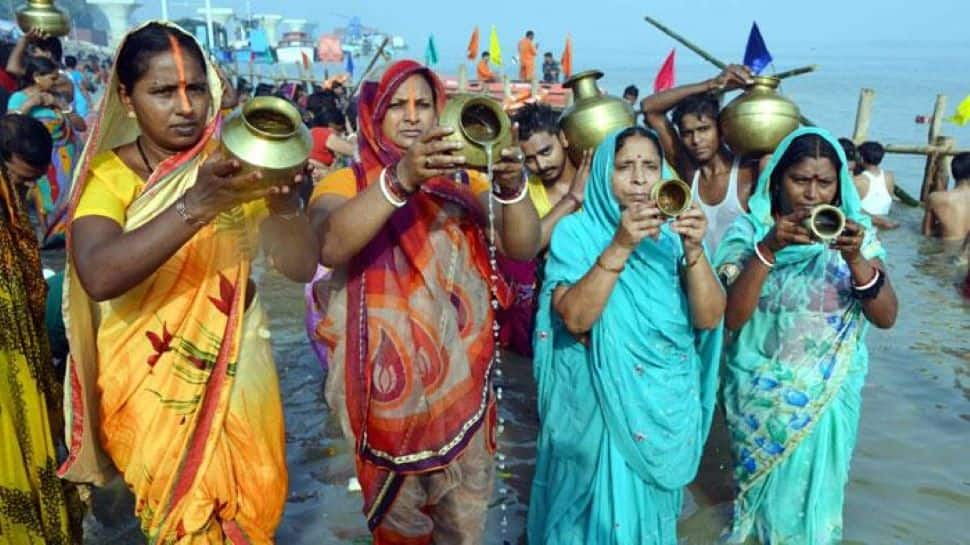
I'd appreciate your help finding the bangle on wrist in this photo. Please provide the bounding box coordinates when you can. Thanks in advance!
[387,163,416,197]
[494,181,529,205]
[754,242,775,268]
[379,167,407,208]
[596,254,624,274]
[175,194,209,228]
[682,250,704,271]
[851,268,884,300]
[492,171,528,203]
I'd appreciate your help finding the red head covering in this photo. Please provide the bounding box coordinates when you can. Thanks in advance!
[356,59,447,173]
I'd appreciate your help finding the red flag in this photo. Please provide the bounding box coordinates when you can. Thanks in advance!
[653,48,676,93]
[561,36,572,79]
[467,27,480,60]
[301,51,311,71]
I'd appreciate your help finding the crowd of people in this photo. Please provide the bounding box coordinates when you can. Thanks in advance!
[0,18,966,545]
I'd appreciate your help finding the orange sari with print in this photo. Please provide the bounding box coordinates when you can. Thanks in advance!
[59,22,285,545]
[316,60,511,531]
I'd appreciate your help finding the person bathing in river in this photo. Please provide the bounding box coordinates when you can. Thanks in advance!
[855,140,899,230]
[528,127,724,545]
[715,128,897,544]
[309,59,540,544]
[496,103,593,356]
[641,64,759,253]
[923,152,970,241]
[63,22,317,543]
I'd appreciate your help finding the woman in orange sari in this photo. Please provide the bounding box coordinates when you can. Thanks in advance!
[309,60,541,544]
[60,22,317,544]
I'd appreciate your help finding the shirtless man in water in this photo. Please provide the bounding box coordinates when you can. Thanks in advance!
[641,64,759,253]
[923,152,970,241]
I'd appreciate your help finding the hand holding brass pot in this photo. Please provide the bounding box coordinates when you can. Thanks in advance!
[802,204,845,242]
[719,76,800,158]
[221,97,312,187]
[438,94,512,168]
[650,179,692,217]
[16,0,71,37]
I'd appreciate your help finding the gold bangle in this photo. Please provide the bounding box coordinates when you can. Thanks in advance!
[596,255,624,274]
[682,251,704,271]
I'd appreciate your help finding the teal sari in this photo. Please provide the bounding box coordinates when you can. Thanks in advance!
[528,130,723,545]
[713,127,886,544]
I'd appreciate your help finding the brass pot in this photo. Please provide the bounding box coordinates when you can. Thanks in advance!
[560,70,635,164]
[439,93,512,168]
[651,179,692,217]
[221,97,312,186]
[802,204,845,242]
[719,76,800,158]
[16,0,71,37]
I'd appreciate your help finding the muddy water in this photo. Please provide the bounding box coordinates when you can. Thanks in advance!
[69,203,967,545]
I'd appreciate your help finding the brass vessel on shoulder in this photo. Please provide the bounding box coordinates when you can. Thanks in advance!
[16,0,71,37]
[559,70,635,164]
[719,76,800,158]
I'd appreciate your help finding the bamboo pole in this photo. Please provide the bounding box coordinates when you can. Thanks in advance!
[770,65,818,81]
[348,37,391,98]
[458,64,468,91]
[643,15,725,70]
[920,96,949,201]
[884,144,969,156]
[928,95,947,143]
[852,88,875,143]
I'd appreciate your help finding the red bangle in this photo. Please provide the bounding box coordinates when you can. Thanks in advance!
[385,164,415,202]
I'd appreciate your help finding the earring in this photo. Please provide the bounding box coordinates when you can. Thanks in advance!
[127,111,136,119]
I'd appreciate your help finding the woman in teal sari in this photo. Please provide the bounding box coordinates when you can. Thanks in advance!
[528,126,725,544]
[714,127,898,544]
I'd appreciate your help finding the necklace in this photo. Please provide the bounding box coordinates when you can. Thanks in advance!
[135,137,154,174]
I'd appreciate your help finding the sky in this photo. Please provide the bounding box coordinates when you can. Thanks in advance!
[129,0,969,67]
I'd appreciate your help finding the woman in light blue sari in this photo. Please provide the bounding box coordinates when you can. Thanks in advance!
[528,126,725,544]
[714,128,898,544]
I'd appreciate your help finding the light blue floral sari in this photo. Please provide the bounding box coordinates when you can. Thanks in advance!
[528,130,723,545]
[713,127,886,544]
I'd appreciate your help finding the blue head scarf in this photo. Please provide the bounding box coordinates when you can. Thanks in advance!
[528,129,724,541]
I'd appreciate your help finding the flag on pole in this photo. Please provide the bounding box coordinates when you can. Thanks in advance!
[654,48,676,93]
[743,22,773,75]
[425,34,439,66]
[561,36,572,79]
[345,51,355,78]
[947,94,970,126]
[467,27,480,60]
[489,26,503,66]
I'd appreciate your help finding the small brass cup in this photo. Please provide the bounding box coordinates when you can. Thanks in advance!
[803,204,845,242]
[650,179,692,217]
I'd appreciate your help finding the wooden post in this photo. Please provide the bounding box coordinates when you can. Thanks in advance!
[531,77,540,98]
[502,74,511,101]
[852,88,875,143]
[457,64,468,91]
[921,135,955,201]
[920,95,949,201]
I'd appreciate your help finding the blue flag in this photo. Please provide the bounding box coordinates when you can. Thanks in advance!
[346,52,354,78]
[743,22,772,75]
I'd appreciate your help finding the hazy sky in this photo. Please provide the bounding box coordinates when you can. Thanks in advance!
[130,0,968,65]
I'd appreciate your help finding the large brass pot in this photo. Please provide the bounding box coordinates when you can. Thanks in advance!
[651,178,692,217]
[802,204,845,242]
[560,70,635,164]
[221,97,312,186]
[439,93,512,168]
[16,0,71,37]
[719,76,800,158]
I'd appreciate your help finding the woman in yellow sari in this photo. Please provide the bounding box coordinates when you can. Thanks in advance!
[1,113,81,544]
[60,22,317,544]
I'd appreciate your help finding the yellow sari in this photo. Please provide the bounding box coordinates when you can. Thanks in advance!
[59,22,286,544]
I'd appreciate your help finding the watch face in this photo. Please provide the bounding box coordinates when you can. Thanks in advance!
[718,263,741,287]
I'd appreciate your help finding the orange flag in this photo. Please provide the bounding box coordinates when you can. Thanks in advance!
[467,27,480,61]
[561,36,573,79]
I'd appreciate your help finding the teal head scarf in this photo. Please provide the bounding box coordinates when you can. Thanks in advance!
[528,128,724,543]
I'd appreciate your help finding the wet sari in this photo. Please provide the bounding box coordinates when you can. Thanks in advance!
[312,60,511,536]
[60,22,286,544]
[1,171,80,544]
[528,130,723,545]
[713,127,886,544]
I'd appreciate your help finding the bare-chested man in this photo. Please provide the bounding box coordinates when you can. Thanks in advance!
[923,152,970,241]
[641,64,759,252]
